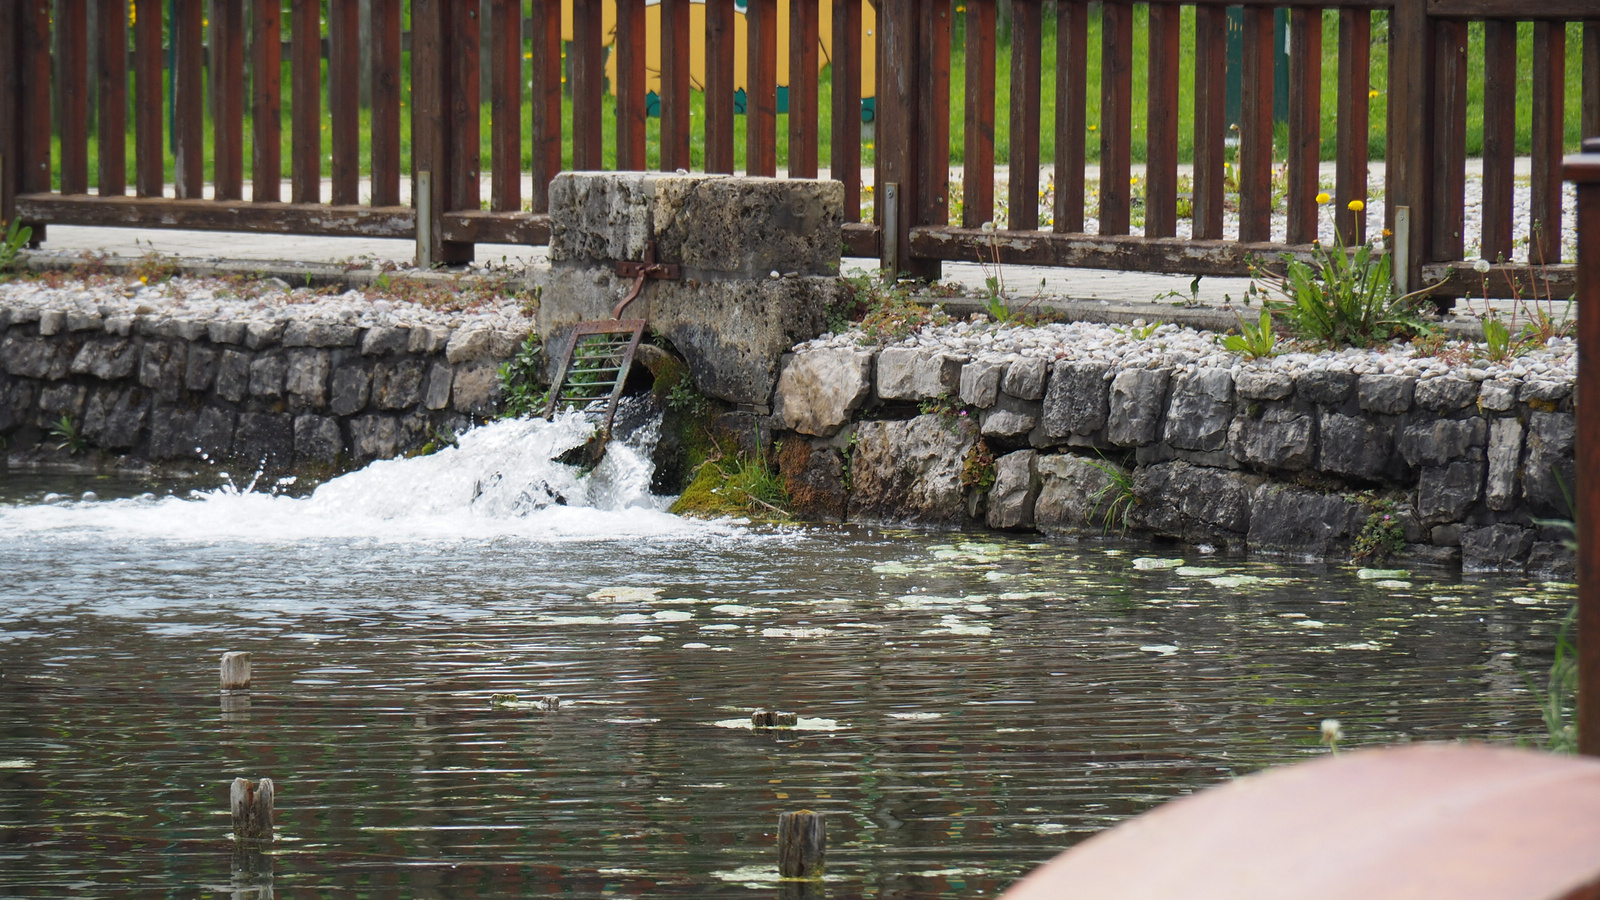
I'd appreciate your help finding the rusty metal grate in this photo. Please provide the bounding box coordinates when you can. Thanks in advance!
[542,319,647,444]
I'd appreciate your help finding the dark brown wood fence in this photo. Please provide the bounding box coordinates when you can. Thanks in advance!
[0,0,1597,297]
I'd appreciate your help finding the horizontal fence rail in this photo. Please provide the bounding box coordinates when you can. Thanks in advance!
[1,0,1598,297]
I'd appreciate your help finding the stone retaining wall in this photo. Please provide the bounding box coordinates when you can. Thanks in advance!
[772,344,1577,576]
[0,302,529,472]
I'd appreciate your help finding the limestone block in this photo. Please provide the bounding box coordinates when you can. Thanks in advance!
[1246,485,1365,557]
[959,359,1005,408]
[0,380,36,433]
[373,358,426,410]
[1134,460,1252,538]
[1460,523,1534,573]
[1416,454,1486,523]
[247,353,287,399]
[215,350,253,403]
[877,347,964,402]
[329,363,371,416]
[1478,380,1517,412]
[549,172,843,277]
[409,325,452,354]
[1528,541,1577,580]
[1229,405,1315,471]
[361,325,412,356]
[184,343,219,392]
[37,310,65,336]
[1318,411,1392,481]
[1519,379,1572,404]
[70,338,139,381]
[451,360,501,415]
[104,315,134,337]
[1414,376,1478,411]
[1296,370,1356,405]
[138,340,185,401]
[846,414,976,525]
[445,322,495,364]
[244,320,285,350]
[1397,417,1487,468]
[539,265,834,405]
[193,406,236,458]
[774,348,874,437]
[1162,368,1233,452]
[980,393,1040,438]
[777,437,848,522]
[282,321,359,348]
[350,414,399,462]
[294,414,344,465]
[1234,368,1293,401]
[37,383,87,420]
[1485,417,1523,511]
[1357,374,1415,414]
[1040,361,1110,438]
[1522,411,1576,517]
[234,412,294,469]
[424,362,455,411]
[1001,357,1048,401]
[986,450,1040,530]
[285,349,332,408]
[145,407,196,459]
[66,311,102,332]
[1106,369,1169,446]
[207,320,247,345]
[1034,453,1123,535]
[3,335,71,379]
[81,385,148,449]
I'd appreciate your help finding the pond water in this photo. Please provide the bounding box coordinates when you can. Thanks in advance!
[0,417,1572,898]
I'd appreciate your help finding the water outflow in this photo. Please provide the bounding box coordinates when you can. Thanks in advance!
[0,400,731,544]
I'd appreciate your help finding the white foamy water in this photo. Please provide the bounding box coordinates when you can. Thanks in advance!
[0,412,738,545]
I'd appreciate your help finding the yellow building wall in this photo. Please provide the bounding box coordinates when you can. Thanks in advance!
[558,0,877,99]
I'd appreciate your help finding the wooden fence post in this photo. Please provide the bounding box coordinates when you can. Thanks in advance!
[876,0,938,281]
[410,0,473,266]
[220,651,251,690]
[1570,148,1600,757]
[1386,0,1433,294]
[0,1,20,229]
[230,777,275,841]
[778,810,825,879]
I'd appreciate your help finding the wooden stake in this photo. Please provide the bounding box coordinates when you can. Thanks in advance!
[778,810,826,879]
[220,652,251,691]
[230,777,275,842]
[752,709,798,728]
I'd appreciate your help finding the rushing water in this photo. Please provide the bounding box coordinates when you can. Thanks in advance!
[0,414,1573,898]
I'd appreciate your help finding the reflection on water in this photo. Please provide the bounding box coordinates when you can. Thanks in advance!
[0,438,1573,898]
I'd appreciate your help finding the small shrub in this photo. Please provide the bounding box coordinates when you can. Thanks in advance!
[131,250,181,285]
[1221,309,1279,360]
[49,415,87,455]
[1252,237,1431,349]
[1085,456,1138,535]
[835,274,952,345]
[497,334,546,419]
[960,440,997,493]
[0,219,34,275]
[1350,500,1405,564]
[670,451,791,521]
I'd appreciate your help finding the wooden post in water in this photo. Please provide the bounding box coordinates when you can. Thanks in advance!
[220,652,251,691]
[231,777,275,842]
[778,810,825,879]
[752,709,798,728]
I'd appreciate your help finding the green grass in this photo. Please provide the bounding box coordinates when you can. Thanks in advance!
[44,9,1592,195]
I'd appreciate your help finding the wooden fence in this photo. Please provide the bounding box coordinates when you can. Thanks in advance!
[0,0,1597,297]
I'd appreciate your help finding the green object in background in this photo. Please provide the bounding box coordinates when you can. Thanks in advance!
[1224,6,1290,134]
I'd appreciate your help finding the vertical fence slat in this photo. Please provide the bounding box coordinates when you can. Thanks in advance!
[449,0,481,210]
[21,1,51,195]
[528,0,561,210]
[616,0,647,171]
[1144,2,1178,239]
[1575,169,1600,758]
[1192,3,1225,240]
[412,0,471,263]
[1429,18,1467,262]
[1238,5,1274,244]
[829,0,860,217]
[1007,0,1041,231]
[1334,8,1369,243]
[328,0,359,204]
[1285,7,1322,246]
[705,0,736,174]
[571,0,604,170]
[747,0,778,176]
[788,0,820,178]
[97,0,129,197]
[1586,22,1599,140]
[1054,0,1086,234]
[251,0,283,203]
[173,0,204,198]
[490,0,522,209]
[1531,20,1566,264]
[962,0,995,228]
[1388,0,1433,286]
[59,0,89,195]
[1098,1,1131,236]
[369,0,400,206]
[0,3,19,223]
[213,0,244,200]
[661,0,692,171]
[291,0,321,203]
[1480,19,1516,263]
[134,0,163,197]
[917,0,950,228]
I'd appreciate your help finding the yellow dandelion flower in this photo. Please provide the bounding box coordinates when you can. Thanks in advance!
[1347,199,1365,212]
[1368,88,1381,99]
[1382,228,1393,238]
[1315,192,1331,205]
